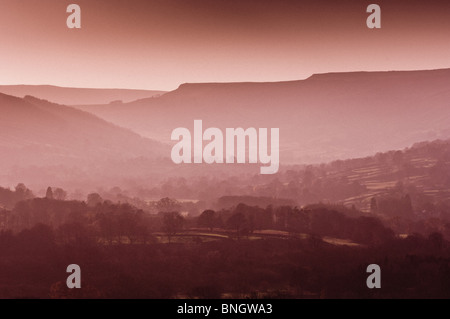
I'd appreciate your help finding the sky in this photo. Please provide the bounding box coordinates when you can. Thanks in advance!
[1,0,450,91]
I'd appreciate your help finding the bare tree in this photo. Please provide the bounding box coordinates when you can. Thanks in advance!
[163,212,184,243]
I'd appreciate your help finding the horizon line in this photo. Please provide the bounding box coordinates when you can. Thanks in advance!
[1,67,450,92]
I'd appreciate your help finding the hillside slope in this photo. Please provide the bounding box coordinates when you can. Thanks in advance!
[0,93,168,188]
[76,69,450,163]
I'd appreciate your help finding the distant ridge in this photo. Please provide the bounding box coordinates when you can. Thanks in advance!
[0,85,166,105]
[74,68,450,164]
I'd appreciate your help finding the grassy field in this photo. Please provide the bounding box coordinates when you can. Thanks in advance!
[152,229,361,247]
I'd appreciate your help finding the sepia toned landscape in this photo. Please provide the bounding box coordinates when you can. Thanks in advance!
[1,0,450,299]
[1,68,450,298]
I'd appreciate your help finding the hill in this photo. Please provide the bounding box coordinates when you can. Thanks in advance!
[318,139,450,214]
[75,69,450,163]
[239,139,450,216]
[0,93,168,189]
[0,85,166,105]
[144,139,450,219]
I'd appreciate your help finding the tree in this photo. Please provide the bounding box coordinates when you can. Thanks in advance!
[227,212,246,239]
[57,222,93,246]
[198,210,216,231]
[156,197,181,213]
[136,225,153,245]
[163,212,184,243]
[15,183,34,201]
[97,212,116,245]
[87,193,103,207]
[45,187,54,200]
[119,210,141,245]
[53,188,67,201]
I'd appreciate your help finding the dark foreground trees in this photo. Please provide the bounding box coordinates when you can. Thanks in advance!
[0,223,450,299]
[1,193,450,299]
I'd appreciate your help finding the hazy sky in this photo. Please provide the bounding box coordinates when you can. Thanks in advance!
[1,0,450,90]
